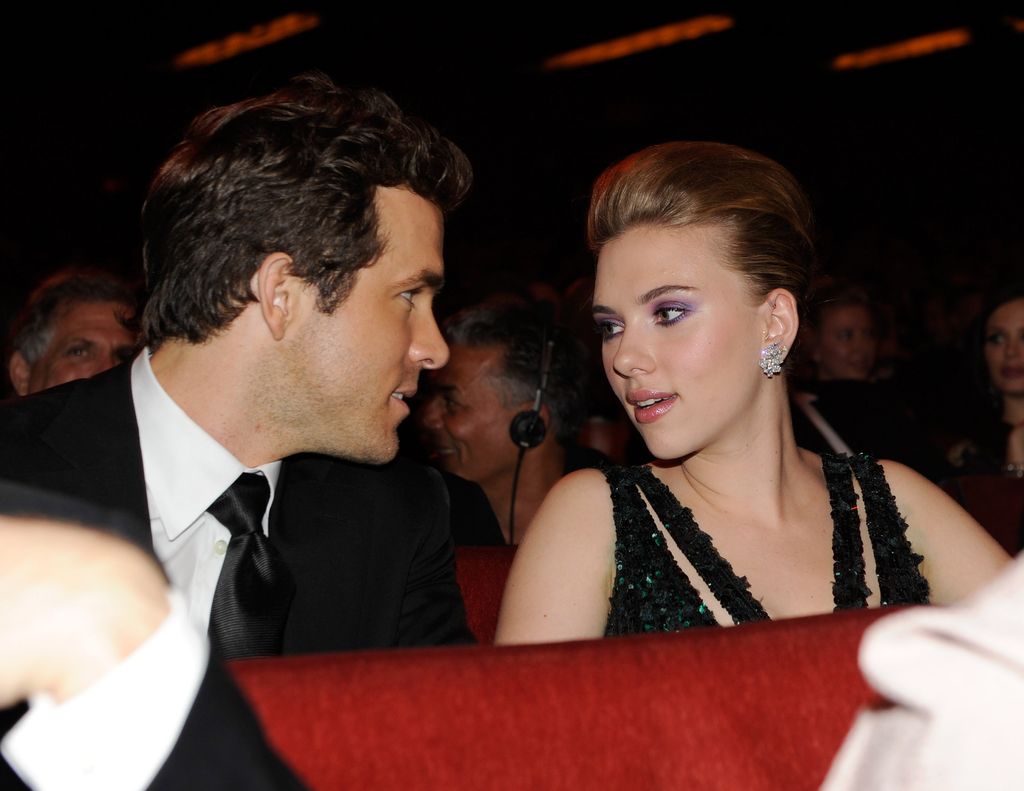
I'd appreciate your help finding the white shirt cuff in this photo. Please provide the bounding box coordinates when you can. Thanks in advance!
[2,590,209,791]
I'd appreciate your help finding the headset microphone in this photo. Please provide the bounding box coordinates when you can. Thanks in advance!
[507,322,556,545]
[509,336,554,449]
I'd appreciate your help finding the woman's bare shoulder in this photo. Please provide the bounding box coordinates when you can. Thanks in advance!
[494,466,619,644]
[547,466,613,506]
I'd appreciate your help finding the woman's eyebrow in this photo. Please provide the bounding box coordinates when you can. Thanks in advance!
[592,285,697,316]
[636,284,695,304]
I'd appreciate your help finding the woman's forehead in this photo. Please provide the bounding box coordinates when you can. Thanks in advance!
[594,225,743,301]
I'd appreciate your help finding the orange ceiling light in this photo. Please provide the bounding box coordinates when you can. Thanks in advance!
[831,27,972,71]
[542,15,735,71]
[172,12,321,70]
[1007,17,1024,33]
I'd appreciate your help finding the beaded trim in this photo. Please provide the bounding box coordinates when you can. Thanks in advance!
[822,453,872,609]
[847,453,930,606]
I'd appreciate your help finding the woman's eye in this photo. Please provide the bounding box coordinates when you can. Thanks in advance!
[654,306,687,324]
[985,332,1004,345]
[594,320,623,340]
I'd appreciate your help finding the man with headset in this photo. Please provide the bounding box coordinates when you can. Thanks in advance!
[416,300,606,544]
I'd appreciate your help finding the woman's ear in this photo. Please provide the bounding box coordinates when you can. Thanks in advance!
[250,253,297,341]
[761,288,799,353]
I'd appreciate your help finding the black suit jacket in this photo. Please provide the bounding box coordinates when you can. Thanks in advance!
[0,363,473,652]
[0,477,305,790]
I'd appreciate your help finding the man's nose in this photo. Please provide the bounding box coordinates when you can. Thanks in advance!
[411,313,450,370]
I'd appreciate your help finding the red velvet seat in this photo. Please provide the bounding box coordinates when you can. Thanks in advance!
[231,607,891,790]
[455,545,515,643]
[940,475,1024,555]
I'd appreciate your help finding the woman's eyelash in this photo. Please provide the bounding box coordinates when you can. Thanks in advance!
[653,304,691,324]
[593,319,623,340]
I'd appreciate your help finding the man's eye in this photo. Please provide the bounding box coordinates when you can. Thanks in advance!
[65,345,89,357]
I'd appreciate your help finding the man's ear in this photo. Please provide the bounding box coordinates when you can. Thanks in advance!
[8,352,31,396]
[251,253,299,341]
[760,288,799,352]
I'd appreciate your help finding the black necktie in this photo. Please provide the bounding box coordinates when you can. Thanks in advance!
[207,472,295,659]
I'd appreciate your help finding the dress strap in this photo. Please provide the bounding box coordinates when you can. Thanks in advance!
[605,466,718,630]
[633,468,769,624]
[847,454,931,605]
[821,453,872,609]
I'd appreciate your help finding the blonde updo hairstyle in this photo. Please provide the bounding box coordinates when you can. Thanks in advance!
[587,141,816,317]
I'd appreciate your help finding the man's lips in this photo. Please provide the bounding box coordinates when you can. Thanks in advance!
[391,388,415,417]
[626,390,678,424]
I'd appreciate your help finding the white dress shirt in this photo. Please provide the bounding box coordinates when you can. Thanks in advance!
[2,593,208,791]
[131,350,281,635]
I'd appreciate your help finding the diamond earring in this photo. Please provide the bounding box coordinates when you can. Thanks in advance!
[759,342,786,378]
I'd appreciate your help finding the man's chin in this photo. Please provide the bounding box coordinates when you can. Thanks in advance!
[319,434,400,467]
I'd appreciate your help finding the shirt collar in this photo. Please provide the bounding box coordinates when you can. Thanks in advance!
[131,350,281,540]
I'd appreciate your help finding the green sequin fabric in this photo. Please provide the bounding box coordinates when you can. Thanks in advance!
[603,453,930,636]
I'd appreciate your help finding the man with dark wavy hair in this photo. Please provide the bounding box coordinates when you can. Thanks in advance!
[0,73,473,789]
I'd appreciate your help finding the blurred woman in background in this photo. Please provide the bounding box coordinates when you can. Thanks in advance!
[790,280,950,481]
[948,282,1024,476]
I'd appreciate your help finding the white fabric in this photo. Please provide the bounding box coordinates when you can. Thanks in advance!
[792,391,854,455]
[823,555,1024,790]
[2,592,208,791]
[131,351,280,634]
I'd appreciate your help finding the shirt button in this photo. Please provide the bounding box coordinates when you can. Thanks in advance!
[214,539,228,556]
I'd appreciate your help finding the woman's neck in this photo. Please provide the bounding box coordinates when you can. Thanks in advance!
[673,393,816,526]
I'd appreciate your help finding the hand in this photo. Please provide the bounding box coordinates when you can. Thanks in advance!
[0,517,169,707]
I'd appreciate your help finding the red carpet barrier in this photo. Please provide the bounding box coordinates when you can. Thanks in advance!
[230,606,891,790]
[454,545,515,643]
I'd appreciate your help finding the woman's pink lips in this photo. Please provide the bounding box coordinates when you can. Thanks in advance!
[633,394,678,424]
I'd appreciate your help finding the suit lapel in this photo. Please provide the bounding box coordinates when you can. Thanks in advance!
[271,455,375,651]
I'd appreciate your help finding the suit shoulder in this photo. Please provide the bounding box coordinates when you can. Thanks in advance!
[284,454,446,513]
[0,385,75,433]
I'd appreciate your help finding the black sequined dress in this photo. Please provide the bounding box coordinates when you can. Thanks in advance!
[604,452,930,635]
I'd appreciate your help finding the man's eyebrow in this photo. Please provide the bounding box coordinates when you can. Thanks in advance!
[592,285,696,315]
[397,269,445,293]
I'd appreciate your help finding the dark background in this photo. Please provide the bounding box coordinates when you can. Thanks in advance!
[2,5,1021,323]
